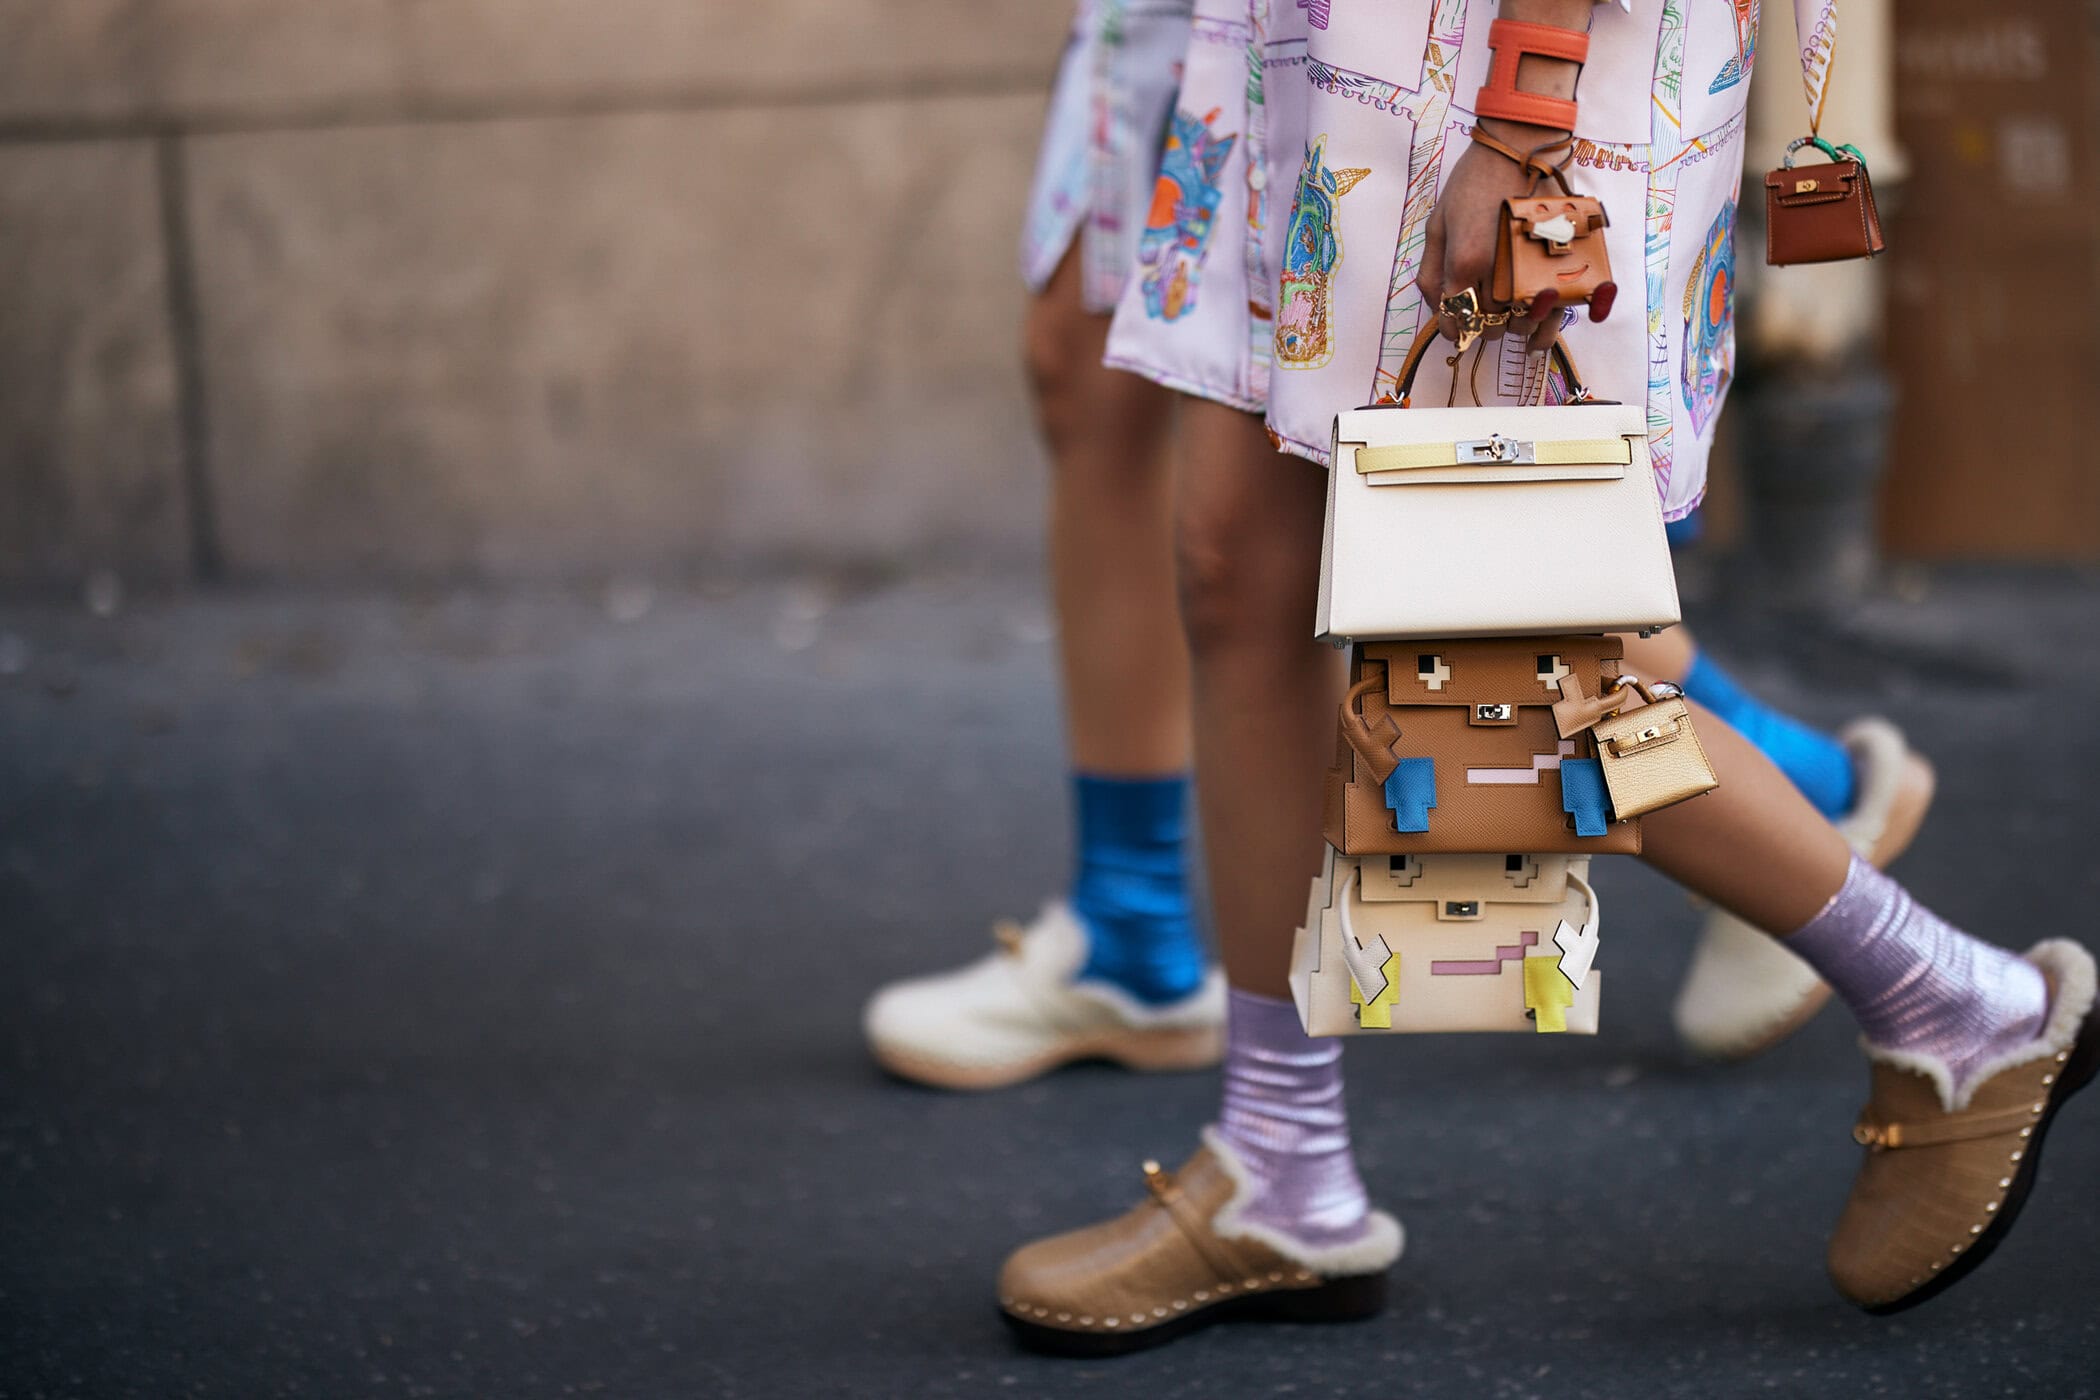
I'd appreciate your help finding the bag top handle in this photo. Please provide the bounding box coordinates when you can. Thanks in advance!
[1552,671,1683,739]
[1606,675,1683,709]
[1340,668,1401,781]
[1783,134,1867,171]
[1391,314,1592,409]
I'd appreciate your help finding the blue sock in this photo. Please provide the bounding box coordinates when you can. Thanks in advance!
[1069,773,1207,1004]
[1682,650,1858,818]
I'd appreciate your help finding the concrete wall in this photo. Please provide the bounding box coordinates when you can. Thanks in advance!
[0,1,1070,585]
[10,5,2095,587]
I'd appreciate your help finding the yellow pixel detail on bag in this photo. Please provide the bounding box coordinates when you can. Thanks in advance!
[1523,955,1575,1033]
[1350,952,1403,1029]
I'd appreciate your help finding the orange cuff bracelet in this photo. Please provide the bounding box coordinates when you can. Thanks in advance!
[1474,18,1590,131]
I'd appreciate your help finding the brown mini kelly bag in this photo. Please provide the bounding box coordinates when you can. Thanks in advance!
[1762,8,1883,266]
[1322,637,1642,858]
[1765,136,1883,266]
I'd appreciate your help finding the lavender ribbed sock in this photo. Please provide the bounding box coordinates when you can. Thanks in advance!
[1212,989,1371,1249]
[1786,856,2048,1095]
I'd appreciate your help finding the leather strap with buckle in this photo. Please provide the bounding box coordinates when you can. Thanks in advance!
[1851,1100,2046,1151]
[1142,1160,1262,1282]
[1468,127,1574,181]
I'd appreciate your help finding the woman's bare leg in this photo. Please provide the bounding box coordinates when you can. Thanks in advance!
[1173,399,1342,996]
[1028,253,1190,775]
[1625,625,1864,820]
[1636,695,1853,930]
[1634,691,2044,1073]
[1171,399,1378,1251]
[1634,626,1847,1054]
[1628,619,1938,1061]
[862,252,1210,1087]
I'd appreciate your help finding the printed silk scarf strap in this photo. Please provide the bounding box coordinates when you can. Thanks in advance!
[1794,0,1839,135]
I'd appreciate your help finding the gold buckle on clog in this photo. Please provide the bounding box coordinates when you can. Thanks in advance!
[1853,1119,1900,1150]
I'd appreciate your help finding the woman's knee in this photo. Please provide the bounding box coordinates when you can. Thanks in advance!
[1024,302,1175,497]
[1021,282,1106,438]
[1174,448,1326,654]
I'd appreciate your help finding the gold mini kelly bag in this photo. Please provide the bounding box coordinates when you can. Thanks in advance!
[1552,674,1718,818]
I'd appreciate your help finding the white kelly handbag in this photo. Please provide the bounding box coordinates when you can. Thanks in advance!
[1314,336,1680,643]
[1289,846,1602,1036]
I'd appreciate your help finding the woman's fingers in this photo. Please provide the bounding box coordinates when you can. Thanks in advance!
[1500,289,1552,355]
[1417,206,1448,311]
[1523,312,1557,355]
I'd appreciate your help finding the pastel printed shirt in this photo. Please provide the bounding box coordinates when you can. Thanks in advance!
[1098,0,1799,522]
[1021,0,1197,313]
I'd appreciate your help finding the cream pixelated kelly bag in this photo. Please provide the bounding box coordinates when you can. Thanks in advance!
[1290,846,1602,1036]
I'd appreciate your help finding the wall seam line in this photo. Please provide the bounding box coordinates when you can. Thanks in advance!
[152,134,223,583]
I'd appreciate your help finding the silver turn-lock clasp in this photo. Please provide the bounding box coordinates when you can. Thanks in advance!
[1455,434,1537,465]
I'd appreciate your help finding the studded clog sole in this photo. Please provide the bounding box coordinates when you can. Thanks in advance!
[1862,999,2100,1316]
[1000,1267,1387,1357]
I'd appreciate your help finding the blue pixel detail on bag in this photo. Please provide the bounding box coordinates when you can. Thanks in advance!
[1383,758,1437,833]
[1560,759,1613,838]
[1070,773,1210,1005]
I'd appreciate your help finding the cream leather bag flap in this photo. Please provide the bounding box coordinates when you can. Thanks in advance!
[1289,848,1602,1037]
[1315,341,1680,642]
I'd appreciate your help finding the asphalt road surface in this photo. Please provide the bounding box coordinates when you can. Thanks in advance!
[3,568,2098,1399]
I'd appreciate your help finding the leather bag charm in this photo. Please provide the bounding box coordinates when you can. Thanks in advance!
[1288,847,1604,1036]
[1323,639,1642,857]
[1765,136,1883,265]
[1492,161,1612,314]
[1553,673,1718,818]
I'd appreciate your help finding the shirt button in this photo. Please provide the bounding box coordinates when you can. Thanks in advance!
[1247,164,1267,191]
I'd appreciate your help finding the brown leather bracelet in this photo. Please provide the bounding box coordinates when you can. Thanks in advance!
[1468,127,1573,177]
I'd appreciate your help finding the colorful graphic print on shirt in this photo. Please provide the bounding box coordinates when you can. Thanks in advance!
[1276,135,1370,370]
[1680,197,1735,436]
[1708,0,1759,93]
[1137,106,1239,322]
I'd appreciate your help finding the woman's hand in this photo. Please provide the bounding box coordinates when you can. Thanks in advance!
[1418,121,1618,356]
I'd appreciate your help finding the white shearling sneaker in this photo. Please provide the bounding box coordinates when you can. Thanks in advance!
[863,902,1226,1090]
[1674,717,1938,1060]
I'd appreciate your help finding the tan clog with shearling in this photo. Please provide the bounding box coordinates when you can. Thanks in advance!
[1826,939,2099,1313]
[997,1131,1401,1356]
